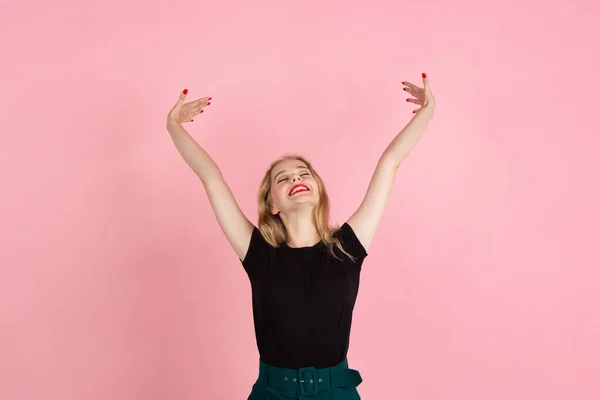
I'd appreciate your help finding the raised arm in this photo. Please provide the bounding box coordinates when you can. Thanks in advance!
[166,89,254,262]
[347,73,435,253]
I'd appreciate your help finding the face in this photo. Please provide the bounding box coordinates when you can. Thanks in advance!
[269,159,320,215]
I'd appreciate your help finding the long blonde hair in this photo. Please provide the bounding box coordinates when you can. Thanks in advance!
[256,154,357,262]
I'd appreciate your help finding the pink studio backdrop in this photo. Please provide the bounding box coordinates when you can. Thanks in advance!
[1,0,599,399]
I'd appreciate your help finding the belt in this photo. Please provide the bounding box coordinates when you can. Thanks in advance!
[261,358,363,397]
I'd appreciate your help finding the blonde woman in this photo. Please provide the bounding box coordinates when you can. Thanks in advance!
[166,74,435,399]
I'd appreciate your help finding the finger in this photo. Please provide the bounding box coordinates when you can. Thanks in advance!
[176,89,188,106]
[403,87,419,97]
[402,81,421,91]
[182,112,202,122]
[189,102,210,114]
[405,98,420,104]
[422,76,434,104]
[187,109,206,119]
[422,73,431,96]
[402,84,422,97]
[189,97,212,107]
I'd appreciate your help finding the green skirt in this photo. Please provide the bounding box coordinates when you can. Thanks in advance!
[248,357,363,399]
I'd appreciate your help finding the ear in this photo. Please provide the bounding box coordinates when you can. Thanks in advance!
[270,204,280,215]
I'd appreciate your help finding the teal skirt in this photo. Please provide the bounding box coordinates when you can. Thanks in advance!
[248,357,363,399]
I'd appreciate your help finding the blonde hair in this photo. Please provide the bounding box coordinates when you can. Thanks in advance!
[256,154,357,262]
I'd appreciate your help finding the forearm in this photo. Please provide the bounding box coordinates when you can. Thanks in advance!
[380,106,434,168]
[166,121,222,184]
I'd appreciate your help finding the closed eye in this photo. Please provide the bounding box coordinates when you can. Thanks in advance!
[278,172,310,184]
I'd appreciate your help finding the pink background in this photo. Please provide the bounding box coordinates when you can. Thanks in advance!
[1,0,599,399]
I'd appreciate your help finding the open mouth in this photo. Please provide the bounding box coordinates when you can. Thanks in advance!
[289,184,310,196]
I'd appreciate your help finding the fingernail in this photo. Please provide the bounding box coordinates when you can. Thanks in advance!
[406,99,409,102]
[183,89,188,94]
[207,102,211,106]
[191,119,194,122]
[401,81,405,84]
[208,97,212,100]
[201,110,204,113]
[422,73,427,78]
[403,88,407,91]
[413,110,416,113]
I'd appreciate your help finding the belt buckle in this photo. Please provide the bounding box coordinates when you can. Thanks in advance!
[297,366,319,396]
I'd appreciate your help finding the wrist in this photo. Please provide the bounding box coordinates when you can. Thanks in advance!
[166,118,182,129]
[420,103,435,119]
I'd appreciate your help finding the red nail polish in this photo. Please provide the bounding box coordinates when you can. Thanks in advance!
[401,81,405,84]
[191,119,194,122]
[201,110,204,113]
[183,89,188,94]
[422,73,426,78]
[207,102,211,106]
[406,99,409,102]
[403,88,407,91]
[208,97,212,100]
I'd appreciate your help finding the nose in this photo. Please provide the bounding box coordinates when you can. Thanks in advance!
[292,174,302,182]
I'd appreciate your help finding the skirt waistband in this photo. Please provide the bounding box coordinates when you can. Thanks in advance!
[257,357,362,397]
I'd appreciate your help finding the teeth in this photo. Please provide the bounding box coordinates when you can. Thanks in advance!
[290,186,308,195]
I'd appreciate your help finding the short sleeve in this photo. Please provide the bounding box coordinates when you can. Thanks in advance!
[240,225,271,276]
[337,222,368,262]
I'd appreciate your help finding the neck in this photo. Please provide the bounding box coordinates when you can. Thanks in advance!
[280,210,320,248]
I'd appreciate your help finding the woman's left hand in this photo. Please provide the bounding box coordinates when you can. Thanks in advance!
[403,73,435,117]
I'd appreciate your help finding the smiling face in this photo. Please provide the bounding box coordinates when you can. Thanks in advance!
[269,158,320,216]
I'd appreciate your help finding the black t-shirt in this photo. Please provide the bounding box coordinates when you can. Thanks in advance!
[240,222,368,369]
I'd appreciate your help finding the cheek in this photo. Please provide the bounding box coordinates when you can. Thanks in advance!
[310,181,320,194]
[272,186,287,201]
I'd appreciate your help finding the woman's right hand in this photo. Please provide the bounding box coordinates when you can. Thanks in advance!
[167,89,211,126]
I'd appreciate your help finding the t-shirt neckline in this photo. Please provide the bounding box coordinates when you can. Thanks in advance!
[283,240,324,250]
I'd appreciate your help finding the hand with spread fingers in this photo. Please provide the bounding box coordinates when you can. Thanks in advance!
[167,89,212,126]
[402,73,435,117]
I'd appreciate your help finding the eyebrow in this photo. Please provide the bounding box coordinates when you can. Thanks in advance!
[273,165,309,182]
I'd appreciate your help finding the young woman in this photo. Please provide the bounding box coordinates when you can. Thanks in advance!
[166,74,435,399]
